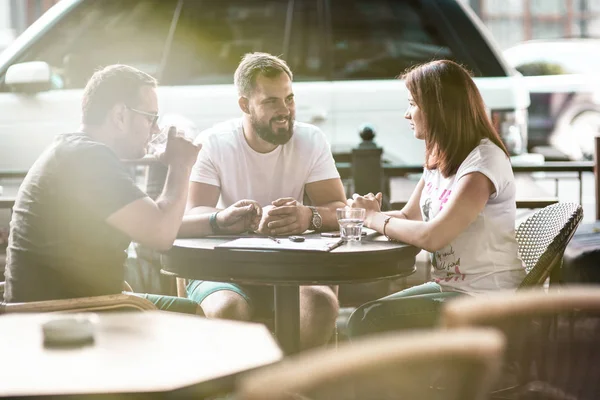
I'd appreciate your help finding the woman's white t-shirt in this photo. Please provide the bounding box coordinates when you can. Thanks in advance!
[419,139,526,295]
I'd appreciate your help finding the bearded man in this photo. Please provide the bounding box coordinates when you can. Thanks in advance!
[178,53,346,349]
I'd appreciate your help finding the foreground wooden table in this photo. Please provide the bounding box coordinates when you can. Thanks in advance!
[0,312,282,398]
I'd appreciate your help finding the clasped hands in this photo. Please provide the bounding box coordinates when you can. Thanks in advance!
[215,197,311,235]
[346,192,383,226]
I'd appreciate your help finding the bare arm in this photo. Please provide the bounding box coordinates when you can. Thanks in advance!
[179,181,261,237]
[106,129,200,251]
[179,182,220,237]
[383,177,425,221]
[106,166,192,251]
[262,178,347,235]
[305,178,348,230]
[354,172,494,252]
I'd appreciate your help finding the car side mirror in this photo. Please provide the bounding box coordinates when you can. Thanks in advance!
[5,61,54,93]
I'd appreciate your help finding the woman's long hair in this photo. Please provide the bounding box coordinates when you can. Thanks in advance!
[403,60,509,177]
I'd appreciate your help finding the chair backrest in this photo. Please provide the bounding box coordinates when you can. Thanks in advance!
[516,202,583,288]
[237,328,505,400]
[0,282,157,314]
[442,287,600,399]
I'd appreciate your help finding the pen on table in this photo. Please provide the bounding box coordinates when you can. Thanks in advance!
[268,236,281,244]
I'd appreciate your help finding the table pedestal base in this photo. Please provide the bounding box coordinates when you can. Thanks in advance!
[274,285,300,354]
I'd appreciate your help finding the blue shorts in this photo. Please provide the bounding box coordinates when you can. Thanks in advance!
[133,293,199,315]
[186,280,274,318]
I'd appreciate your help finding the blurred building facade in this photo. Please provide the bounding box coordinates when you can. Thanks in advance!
[0,0,59,51]
[467,0,600,48]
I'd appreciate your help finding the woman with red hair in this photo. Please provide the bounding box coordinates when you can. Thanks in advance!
[347,60,525,337]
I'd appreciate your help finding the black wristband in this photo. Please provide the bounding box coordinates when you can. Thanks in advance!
[209,211,221,234]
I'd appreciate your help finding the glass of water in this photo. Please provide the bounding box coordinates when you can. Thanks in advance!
[147,125,171,155]
[336,207,366,242]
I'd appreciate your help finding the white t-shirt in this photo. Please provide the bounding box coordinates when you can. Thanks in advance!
[419,139,526,295]
[190,118,340,208]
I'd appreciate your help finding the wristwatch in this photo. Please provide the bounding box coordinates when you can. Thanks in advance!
[308,206,323,231]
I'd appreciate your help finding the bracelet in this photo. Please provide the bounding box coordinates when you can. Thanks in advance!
[382,215,393,241]
[209,211,222,234]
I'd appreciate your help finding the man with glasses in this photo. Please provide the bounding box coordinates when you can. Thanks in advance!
[4,65,205,314]
[126,105,160,127]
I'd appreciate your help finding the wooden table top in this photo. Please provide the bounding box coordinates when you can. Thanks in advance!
[0,312,282,397]
[163,231,420,285]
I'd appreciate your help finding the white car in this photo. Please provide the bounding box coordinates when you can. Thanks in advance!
[504,38,600,160]
[0,0,529,172]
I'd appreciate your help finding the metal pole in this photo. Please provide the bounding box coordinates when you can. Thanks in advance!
[10,0,27,36]
[156,0,183,82]
[579,171,583,206]
[580,0,588,37]
[274,285,300,354]
[352,125,383,198]
[595,136,600,220]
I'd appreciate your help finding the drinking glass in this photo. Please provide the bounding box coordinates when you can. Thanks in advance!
[336,208,366,242]
[147,125,171,155]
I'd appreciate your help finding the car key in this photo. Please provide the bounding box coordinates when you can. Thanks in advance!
[289,236,305,242]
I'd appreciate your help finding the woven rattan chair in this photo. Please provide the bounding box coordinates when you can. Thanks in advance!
[442,287,600,400]
[516,202,583,288]
[237,328,505,400]
[0,282,157,314]
[336,202,583,342]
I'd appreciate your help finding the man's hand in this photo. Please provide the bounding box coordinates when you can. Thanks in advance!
[217,200,262,234]
[158,126,201,169]
[256,197,312,236]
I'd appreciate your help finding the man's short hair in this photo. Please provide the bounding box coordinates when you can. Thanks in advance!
[81,64,157,125]
[234,52,293,97]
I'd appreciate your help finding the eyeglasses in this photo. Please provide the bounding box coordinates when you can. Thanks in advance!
[126,105,159,126]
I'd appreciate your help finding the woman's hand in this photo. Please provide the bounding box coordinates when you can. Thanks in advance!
[346,192,383,227]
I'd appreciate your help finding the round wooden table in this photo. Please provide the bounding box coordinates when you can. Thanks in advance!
[161,232,420,354]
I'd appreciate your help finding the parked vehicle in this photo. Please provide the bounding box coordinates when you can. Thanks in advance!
[504,38,600,160]
[0,0,529,171]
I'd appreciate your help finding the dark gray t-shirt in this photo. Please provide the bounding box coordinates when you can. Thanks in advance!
[4,133,146,302]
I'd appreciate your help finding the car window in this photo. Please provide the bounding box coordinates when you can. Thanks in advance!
[329,0,453,80]
[161,0,325,86]
[10,0,177,90]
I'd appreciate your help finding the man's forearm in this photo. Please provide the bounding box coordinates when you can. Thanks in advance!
[179,206,219,237]
[314,201,347,230]
[153,166,192,243]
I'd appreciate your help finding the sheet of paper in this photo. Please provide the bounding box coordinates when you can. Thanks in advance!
[216,237,343,252]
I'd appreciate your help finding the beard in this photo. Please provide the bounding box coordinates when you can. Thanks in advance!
[250,111,294,145]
